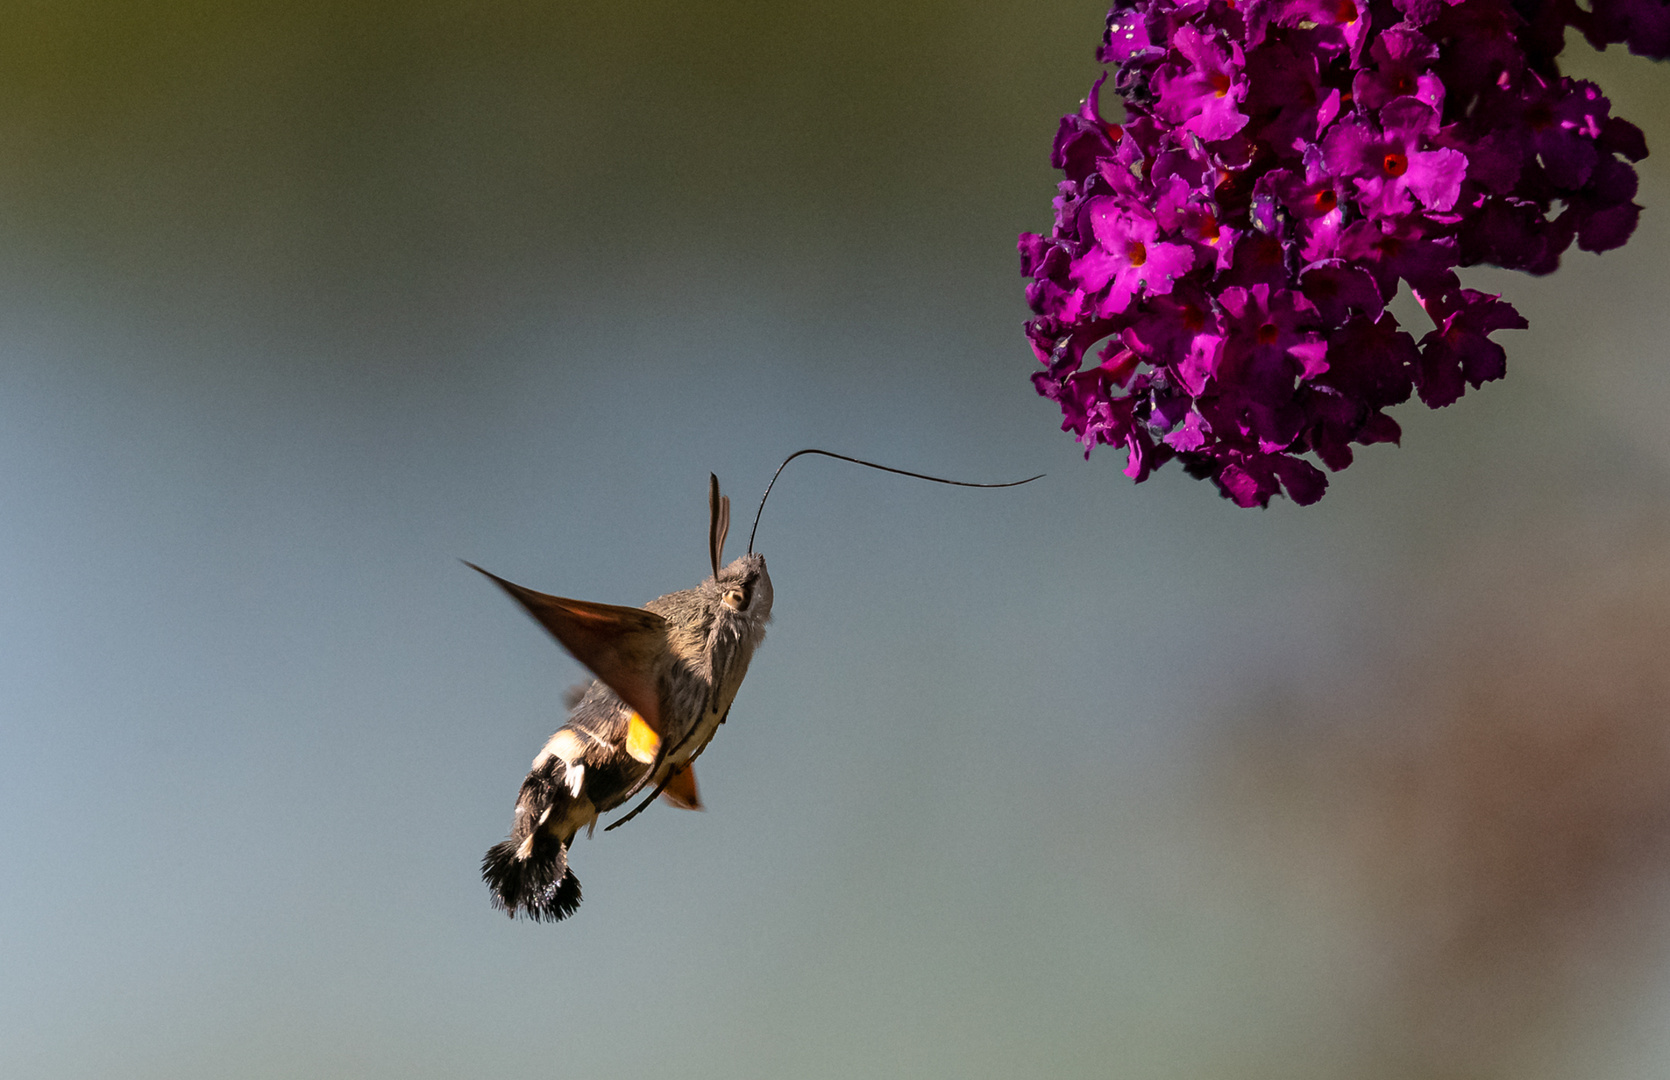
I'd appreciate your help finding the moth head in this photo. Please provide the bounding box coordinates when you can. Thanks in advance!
[716,552,772,622]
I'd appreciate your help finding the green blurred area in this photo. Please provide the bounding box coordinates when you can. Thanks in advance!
[0,1,1092,282]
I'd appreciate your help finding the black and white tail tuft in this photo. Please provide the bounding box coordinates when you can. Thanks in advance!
[481,838,582,921]
[481,762,584,921]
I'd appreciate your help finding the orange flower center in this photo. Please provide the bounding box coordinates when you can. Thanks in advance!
[1314,188,1338,212]
[1127,241,1148,267]
[1336,0,1358,22]
[1382,152,1409,177]
[1256,322,1280,346]
[1210,73,1233,97]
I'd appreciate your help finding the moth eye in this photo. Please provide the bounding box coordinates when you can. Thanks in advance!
[722,581,753,611]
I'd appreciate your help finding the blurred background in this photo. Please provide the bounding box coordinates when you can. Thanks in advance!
[1,3,1668,1077]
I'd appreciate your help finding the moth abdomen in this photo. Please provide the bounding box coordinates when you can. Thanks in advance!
[482,731,593,920]
[483,689,655,920]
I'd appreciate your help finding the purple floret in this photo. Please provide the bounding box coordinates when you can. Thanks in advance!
[1020,0,1654,505]
[1577,0,1670,60]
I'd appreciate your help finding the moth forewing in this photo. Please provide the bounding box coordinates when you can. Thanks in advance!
[465,562,674,735]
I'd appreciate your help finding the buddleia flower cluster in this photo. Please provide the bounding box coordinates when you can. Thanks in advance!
[1021,0,1662,506]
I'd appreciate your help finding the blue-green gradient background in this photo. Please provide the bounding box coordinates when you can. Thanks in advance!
[4,4,1670,1077]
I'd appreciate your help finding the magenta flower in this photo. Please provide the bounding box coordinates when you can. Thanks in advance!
[1074,198,1198,316]
[1022,0,1660,506]
[1352,28,1444,113]
[1153,25,1251,142]
[1322,99,1467,217]
[1413,288,1530,407]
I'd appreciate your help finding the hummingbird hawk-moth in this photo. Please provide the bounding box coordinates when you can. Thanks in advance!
[473,451,1038,922]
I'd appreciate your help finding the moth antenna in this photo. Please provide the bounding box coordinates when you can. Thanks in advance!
[708,474,726,579]
[718,495,731,571]
[746,449,1043,553]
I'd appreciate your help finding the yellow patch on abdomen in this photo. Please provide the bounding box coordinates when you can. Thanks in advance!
[625,711,660,764]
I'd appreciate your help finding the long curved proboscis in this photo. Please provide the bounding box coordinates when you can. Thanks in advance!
[746,448,1044,553]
